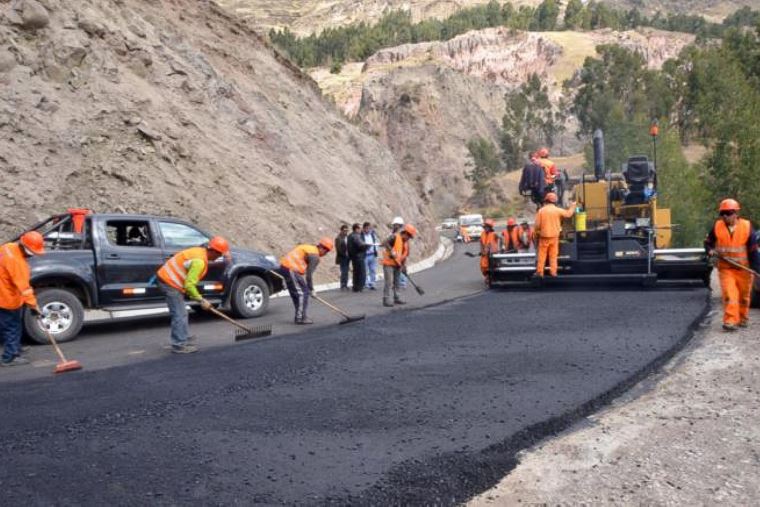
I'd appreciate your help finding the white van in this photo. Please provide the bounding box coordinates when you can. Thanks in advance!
[457,214,484,241]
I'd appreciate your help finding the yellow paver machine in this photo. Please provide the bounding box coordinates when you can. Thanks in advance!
[490,130,712,287]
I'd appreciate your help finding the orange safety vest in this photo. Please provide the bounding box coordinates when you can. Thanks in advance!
[382,234,409,267]
[0,242,38,310]
[714,219,751,270]
[280,244,320,275]
[538,158,558,185]
[480,230,499,255]
[157,247,208,292]
[502,227,520,251]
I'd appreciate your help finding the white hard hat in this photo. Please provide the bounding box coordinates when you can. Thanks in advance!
[391,216,404,225]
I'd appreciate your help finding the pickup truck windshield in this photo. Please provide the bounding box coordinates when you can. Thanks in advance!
[159,222,209,249]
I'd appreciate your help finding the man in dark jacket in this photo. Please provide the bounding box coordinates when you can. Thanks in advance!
[335,224,350,290]
[347,223,367,292]
[519,152,546,208]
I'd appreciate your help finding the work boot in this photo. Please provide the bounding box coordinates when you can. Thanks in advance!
[722,323,738,332]
[171,344,199,354]
[1,356,30,366]
[383,299,394,307]
[739,320,749,328]
[296,318,314,325]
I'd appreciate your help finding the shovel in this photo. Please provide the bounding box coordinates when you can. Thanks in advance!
[312,294,365,324]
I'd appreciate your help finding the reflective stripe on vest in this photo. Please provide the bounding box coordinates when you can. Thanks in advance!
[280,244,319,275]
[157,247,208,292]
[382,234,406,267]
[714,219,751,269]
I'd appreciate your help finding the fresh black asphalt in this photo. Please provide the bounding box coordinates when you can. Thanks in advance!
[0,273,708,505]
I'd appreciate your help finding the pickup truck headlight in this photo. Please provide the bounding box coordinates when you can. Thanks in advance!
[265,255,278,266]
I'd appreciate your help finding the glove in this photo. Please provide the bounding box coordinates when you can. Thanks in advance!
[199,299,212,311]
[28,306,41,318]
[401,266,408,275]
[308,284,315,292]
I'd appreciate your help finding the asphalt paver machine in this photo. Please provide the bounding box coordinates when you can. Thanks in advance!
[489,130,711,287]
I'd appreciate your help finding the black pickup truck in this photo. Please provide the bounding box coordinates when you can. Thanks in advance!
[18,210,283,344]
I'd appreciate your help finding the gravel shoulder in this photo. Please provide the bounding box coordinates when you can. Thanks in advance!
[469,288,760,505]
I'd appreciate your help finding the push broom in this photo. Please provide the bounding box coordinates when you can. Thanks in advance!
[38,317,83,374]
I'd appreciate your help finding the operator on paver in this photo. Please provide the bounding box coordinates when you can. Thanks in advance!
[278,238,334,324]
[704,198,760,331]
[534,192,575,278]
[502,218,521,253]
[157,236,231,353]
[536,147,559,193]
[382,224,417,307]
[480,218,499,283]
[0,232,45,367]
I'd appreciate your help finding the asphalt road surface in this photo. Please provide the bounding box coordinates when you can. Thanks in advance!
[0,243,709,505]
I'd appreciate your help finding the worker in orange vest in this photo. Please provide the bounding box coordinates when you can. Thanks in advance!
[459,224,471,243]
[519,220,534,251]
[279,238,334,324]
[502,218,521,253]
[534,192,576,277]
[0,231,45,366]
[536,147,559,192]
[480,219,500,283]
[705,199,760,331]
[382,223,416,307]
[157,236,231,353]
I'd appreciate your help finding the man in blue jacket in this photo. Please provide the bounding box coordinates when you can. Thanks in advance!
[362,222,380,290]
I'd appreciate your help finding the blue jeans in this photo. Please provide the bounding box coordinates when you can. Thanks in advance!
[160,282,189,347]
[365,254,378,288]
[1,307,23,363]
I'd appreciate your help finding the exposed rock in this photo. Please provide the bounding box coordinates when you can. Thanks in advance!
[11,0,50,30]
[137,124,161,141]
[0,50,16,72]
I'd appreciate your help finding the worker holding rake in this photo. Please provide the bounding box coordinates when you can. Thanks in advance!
[705,198,760,331]
[278,238,334,325]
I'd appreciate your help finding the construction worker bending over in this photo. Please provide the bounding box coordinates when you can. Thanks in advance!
[157,236,231,353]
[502,218,521,253]
[279,238,334,324]
[0,232,45,366]
[382,224,417,307]
[534,192,575,277]
[480,219,499,282]
[705,199,760,331]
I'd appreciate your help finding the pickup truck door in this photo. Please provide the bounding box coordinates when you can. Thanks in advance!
[96,218,166,305]
[157,221,226,299]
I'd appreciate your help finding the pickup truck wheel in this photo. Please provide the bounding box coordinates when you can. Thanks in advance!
[231,275,269,318]
[24,288,85,344]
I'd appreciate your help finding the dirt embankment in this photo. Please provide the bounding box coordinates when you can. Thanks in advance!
[0,0,436,271]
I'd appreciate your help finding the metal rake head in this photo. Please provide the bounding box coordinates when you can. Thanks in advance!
[234,324,273,342]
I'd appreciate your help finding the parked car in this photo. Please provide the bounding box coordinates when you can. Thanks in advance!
[17,210,283,343]
[441,218,458,230]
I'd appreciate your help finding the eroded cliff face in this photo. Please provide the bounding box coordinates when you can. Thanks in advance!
[0,0,436,267]
[311,27,694,216]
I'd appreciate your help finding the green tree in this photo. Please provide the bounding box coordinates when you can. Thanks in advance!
[535,0,560,30]
[564,0,585,29]
[501,73,555,169]
[466,137,503,200]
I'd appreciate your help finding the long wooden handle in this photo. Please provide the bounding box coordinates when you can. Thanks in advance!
[39,320,68,362]
[312,294,351,319]
[206,306,254,332]
[717,254,760,277]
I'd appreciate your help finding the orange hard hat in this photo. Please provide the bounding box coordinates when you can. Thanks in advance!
[403,224,417,238]
[484,218,495,228]
[19,231,45,255]
[544,192,558,203]
[537,147,549,158]
[318,237,334,252]
[507,218,516,227]
[207,236,230,255]
[719,198,740,212]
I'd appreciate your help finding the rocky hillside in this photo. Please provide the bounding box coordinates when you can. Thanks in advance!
[311,27,694,216]
[216,0,545,36]
[0,0,436,265]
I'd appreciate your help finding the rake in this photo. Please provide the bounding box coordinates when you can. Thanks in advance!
[716,254,760,277]
[203,304,272,341]
[312,294,366,324]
